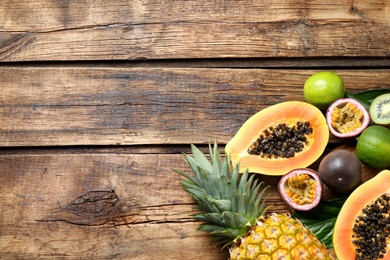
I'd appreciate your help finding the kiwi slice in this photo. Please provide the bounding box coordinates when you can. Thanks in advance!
[369,93,390,126]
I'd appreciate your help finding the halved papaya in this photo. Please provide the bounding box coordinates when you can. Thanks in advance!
[225,101,329,176]
[333,169,390,260]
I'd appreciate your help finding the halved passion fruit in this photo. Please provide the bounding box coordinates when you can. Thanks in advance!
[326,98,370,138]
[225,101,329,176]
[278,168,322,211]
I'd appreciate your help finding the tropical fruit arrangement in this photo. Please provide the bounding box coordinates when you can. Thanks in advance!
[173,71,390,260]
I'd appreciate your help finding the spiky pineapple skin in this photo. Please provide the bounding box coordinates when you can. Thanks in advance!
[230,214,334,260]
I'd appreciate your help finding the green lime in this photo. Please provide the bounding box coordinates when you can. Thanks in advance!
[356,125,390,169]
[303,71,345,110]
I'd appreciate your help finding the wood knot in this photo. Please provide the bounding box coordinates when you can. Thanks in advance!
[65,190,119,216]
[47,190,139,226]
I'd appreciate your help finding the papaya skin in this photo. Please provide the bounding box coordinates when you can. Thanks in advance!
[225,101,329,176]
[333,170,390,260]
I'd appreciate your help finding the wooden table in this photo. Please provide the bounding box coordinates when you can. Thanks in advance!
[1,1,389,259]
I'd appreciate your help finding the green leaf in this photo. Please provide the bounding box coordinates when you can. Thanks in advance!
[292,197,347,249]
[194,213,225,226]
[191,143,213,173]
[345,89,390,110]
[206,197,231,212]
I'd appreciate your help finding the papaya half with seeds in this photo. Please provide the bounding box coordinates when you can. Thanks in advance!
[225,101,329,176]
[333,170,390,260]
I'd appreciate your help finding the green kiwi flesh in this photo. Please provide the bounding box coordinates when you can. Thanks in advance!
[370,93,390,126]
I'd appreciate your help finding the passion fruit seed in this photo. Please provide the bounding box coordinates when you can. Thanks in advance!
[278,168,322,211]
[352,193,390,260]
[248,121,313,159]
[326,98,370,139]
[331,102,363,134]
[285,174,316,205]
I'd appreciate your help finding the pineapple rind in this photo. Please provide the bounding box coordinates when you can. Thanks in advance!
[230,214,334,260]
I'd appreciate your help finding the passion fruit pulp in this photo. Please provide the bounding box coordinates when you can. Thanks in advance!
[318,149,362,194]
[326,98,370,138]
[278,168,322,211]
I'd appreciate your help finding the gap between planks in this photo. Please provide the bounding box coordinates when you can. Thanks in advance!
[1,57,390,69]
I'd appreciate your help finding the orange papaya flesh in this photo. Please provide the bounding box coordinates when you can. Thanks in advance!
[225,101,329,176]
[333,170,390,260]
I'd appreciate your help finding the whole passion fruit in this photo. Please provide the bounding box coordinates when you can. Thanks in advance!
[318,149,362,194]
[326,98,370,138]
[278,168,322,211]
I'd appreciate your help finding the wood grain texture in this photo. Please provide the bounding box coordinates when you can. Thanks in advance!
[0,151,288,259]
[1,0,389,61]
[1,1,390,259]
[0,145,381,259]
[1,67,389,147]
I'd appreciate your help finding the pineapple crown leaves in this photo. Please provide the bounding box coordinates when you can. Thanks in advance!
[172,141,269,248]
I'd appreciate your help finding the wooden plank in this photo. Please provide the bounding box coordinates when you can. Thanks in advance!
[0,151,286,259]
[0,144,381,258]
[1,67,389,147]
[0,67,388,147]
[1,221,229,259]
[1,0,389,61]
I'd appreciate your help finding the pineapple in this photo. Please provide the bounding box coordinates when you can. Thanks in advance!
[173,142,334,260]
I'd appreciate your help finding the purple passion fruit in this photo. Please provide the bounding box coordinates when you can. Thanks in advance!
[318,149,362,194]
[278,168,322,211]
[326,98,370,138]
